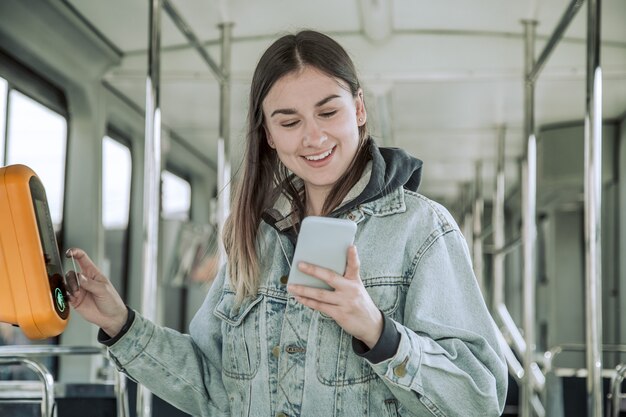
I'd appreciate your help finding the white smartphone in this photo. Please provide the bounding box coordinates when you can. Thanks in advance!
[288,216,357,290]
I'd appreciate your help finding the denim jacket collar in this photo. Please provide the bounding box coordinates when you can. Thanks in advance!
[263,162,373,233]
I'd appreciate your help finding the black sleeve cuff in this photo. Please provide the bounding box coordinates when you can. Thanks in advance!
[97,306,136,347]
[352,312,401,364]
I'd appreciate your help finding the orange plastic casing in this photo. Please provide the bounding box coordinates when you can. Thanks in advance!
[0,164,69,339]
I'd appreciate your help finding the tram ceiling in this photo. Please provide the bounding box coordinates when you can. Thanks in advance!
[64,0,626,205]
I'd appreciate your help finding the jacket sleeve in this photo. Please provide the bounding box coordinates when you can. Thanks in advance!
[366,229,508,417]
[106,268,229,417]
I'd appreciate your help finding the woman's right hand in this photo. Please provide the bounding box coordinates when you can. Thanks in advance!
[65,248,128,338]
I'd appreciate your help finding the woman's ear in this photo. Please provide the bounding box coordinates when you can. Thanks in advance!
[264,125,275,148]
[356,89,367,126]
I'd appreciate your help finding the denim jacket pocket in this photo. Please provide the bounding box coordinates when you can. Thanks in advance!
[213,291,263,380]
[365,280,403,317]
[384,399,399,417]
[316,281,401,386]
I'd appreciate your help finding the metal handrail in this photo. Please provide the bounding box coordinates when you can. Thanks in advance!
[0,357,54,417]
[115,368,130,417]
[541,345,626,416]
[552,367,622,379]
[497,304,527,358]
[0,345,103,357]
[583,1,604,414]
[530,393,546,417]
[496,321,626,413]
[539,362,626,417]
[498,331,524,381]
[527,0,585,83]
[0,345,128,417]
[473,161,485,293]
[483,237,522,256]
[609,363,626,417]
[496,329,546,417]
[496,304,546,392]
[162,0,224,83]
[543,344,626,374]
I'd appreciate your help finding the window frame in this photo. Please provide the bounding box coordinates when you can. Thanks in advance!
[0,48,67,118]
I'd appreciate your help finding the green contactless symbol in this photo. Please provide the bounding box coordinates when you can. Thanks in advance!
[55,287,66,312]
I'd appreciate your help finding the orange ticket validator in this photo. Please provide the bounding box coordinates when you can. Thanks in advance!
[0,164,69,339]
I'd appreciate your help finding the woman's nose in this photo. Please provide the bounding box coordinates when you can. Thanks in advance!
[302,120,327,147]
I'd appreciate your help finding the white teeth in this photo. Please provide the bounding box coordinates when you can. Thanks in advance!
[305,147,333,161]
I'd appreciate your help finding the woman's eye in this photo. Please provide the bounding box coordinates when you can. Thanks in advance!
[281,120,300,128]
[320,110,337,118]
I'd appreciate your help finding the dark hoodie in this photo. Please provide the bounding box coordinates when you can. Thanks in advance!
[331,138,423,217]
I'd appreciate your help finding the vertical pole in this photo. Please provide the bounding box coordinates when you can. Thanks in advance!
[374,89,394,147]
[217,22,233,266]
[138,0,161,416]
[462,183,474,252]
[521,19,538,417]
[492,126,506,310]
[473,161,484,294]
[584,0,603,415]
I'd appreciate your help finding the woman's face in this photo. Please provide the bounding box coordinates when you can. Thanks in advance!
[262,66,366,198]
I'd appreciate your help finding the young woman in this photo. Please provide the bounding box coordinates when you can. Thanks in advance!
[68,30,507,417]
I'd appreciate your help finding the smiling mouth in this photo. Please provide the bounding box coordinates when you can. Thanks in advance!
[303,146,335,161]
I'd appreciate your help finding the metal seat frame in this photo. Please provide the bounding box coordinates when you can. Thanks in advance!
[0,345,129,417]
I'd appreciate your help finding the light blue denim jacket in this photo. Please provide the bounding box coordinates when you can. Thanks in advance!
[105,146,507,417]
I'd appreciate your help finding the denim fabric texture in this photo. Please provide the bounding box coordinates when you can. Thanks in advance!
[105,182,507,417]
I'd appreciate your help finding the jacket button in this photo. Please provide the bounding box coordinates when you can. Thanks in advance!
[347,212,356,220]
[393,356,409,377]
[393,364,406,377]
[272,346,280,358]
[285,345,306,354]
[280,275,288,285]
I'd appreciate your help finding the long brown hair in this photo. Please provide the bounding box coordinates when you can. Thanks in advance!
[223,30,370,301]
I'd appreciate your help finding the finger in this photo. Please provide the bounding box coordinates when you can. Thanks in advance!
[74,273,108,296]
[67,286,87,308]
[66,248,109,283]
[294,295,336,317]
[65,271,80,296]
[344,245,361,281]
[297,262,340,288]
[288,284,339,306]
[65,248,98,275]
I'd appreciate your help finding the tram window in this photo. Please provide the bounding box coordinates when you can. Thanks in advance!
[162,170,191,220]
[103,136,132,229]
[0,77,7,163]
[102,135,132,300]
[5,89,67,228]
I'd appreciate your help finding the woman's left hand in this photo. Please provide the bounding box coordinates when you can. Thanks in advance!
[287,245,383,349]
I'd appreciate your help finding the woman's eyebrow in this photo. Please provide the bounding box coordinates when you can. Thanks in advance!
[270,94,341,118]
[271,107,297,117]
[314,94,340,107]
